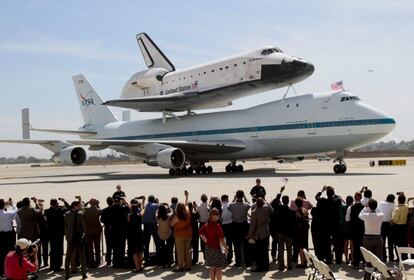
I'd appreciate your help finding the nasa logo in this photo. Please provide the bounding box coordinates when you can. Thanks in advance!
[80,94,95,108]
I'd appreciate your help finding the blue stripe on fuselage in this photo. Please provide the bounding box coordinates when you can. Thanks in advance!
[105,118,396,140]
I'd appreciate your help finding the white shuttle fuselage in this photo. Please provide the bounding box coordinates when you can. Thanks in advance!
[104,33,315,112]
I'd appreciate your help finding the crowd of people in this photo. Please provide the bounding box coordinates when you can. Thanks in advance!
[1,179,414,280]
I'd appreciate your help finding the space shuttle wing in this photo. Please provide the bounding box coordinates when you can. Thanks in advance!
[103,89,233,112]
[103,92,199,112]
[68,139,245,154]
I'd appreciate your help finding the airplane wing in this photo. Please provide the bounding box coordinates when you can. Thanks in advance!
[0,140,72,153]
[0,139,245,154]
[67,139,245,154]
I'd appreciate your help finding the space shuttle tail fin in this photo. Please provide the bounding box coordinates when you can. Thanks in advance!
[136,32,175,72]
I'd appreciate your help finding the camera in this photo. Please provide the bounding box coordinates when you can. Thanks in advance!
[135,196,145,200]
[26,239,41,254]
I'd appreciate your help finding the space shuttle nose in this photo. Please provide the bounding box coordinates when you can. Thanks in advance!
[305,62,315,76]
[291,59,314,76]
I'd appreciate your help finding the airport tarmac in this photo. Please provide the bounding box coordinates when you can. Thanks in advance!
[0,157,413,280]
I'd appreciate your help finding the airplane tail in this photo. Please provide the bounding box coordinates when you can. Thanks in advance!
[136,32,175,72]
[72,74,118,126]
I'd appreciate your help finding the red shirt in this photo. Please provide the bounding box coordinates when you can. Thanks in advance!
[199,221,224,249]
[4,251,37,280]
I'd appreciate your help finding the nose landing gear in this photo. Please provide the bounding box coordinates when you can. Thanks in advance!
[333,163,347,174]
[333,153,347,174]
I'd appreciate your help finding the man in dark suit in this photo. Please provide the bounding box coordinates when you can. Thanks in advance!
[100,197,114,266]
[272,187,295,271]
[17,197,41,242]
[44,198,69,272]
[64,201,87,280]
[315,186,343,264]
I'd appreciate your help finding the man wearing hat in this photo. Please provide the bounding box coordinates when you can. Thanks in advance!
[4,238,38,280]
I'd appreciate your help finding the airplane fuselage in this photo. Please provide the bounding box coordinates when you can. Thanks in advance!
[83,91,395,163]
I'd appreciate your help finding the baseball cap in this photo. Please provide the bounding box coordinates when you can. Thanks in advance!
[16,238,31,250]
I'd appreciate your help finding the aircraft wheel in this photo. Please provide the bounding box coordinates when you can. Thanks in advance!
[340,164,347,174]
[231,165,237,173]
[237,165,244,172]
[187,167,193,175]
[181,166,188,175]
[225,165,231,173]
[169,169,176,176]
[201,166,207,174]
[175,168,182,176]
[195,168,201,174]
[206,166,213,174]
[333,164,342,174]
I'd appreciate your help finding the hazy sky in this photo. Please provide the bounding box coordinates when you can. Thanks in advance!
[0,0,413,158]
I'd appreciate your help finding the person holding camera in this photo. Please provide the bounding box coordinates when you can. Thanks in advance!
[16,197,43,268]
[64,201,87,279]
[44,198,70,272]
[84,198,102,268]
[4,238,38,280]
[0,198,18,277]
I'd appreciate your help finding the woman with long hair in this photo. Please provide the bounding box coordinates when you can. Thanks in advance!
[170,191,192,272]
[199,208,228,280]
[156,203,174,268]
[294,197,309,268]
[127,204,144,272]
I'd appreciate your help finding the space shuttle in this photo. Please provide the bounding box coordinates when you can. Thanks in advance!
[104,33,315,112]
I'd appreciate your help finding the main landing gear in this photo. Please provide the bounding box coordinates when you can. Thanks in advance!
[225,160,244,173]
[169,162,213,176]
[333,154,347,174]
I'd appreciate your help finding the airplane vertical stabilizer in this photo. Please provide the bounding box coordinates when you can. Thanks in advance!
[21,108,30,139]
[136,33,175,71]
[72,74,118,126]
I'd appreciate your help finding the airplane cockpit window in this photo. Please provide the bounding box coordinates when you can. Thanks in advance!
[261,48,283,56]
[340,96,361,102]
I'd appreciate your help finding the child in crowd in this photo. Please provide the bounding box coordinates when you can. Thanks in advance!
[199,208,228,280]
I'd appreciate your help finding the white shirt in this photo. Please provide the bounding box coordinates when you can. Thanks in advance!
[221,202,232,225]
[196,202,209,223]
[358,207,385,235]
[378,201,395,222]
[360,197,370,207]
[0,207,18,232]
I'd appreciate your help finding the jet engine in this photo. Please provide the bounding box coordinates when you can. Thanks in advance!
[51,146,87,166]
[153,148,185,169]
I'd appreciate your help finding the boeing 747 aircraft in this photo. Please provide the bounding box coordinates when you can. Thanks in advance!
[103,33,315,112]
[0,75,395,175]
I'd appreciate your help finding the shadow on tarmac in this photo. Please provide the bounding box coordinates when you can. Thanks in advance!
[0,167,395,186]
[35,261,365,280]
